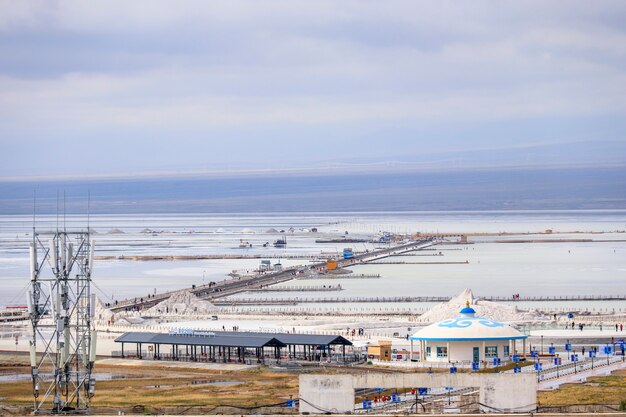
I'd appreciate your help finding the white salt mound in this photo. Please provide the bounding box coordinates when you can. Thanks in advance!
[417,288,547,324]
[147,290,218,315]
[94,297,114,322]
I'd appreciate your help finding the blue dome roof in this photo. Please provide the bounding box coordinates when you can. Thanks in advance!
[459,307,476,314]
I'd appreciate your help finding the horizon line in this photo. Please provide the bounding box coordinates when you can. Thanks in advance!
[1,161,625,183]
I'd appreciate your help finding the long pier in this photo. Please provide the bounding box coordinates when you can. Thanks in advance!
[109,238,438,312]
[247,285,343,292]
[369,260,469,265]
[391,253,444,257]
[297,273,381,280]
[216,294,626,305]
[95,253,326,261]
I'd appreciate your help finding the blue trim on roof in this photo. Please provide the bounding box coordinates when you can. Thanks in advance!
[409,335,528,341]
[459,307,476,314]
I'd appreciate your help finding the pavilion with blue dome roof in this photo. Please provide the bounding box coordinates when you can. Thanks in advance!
[410,300,528,364]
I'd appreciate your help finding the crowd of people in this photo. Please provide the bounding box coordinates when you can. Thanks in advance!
[566,321,624,332]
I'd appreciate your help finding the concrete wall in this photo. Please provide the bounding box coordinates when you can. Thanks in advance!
[299,374,354,414]
[299,373,536,414]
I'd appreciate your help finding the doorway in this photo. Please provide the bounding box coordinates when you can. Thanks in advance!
[472,347,479,363]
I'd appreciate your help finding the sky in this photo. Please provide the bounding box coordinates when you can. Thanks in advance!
[1,1,626,180]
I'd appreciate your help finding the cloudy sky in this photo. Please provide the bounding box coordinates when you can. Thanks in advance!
[1,1,625,179]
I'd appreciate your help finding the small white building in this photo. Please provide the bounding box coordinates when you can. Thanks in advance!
[409,303,527,364]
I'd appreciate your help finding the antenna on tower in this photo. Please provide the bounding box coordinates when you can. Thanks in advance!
[32,190,36,245]
[87,190,91,235]
[56,190,59,234]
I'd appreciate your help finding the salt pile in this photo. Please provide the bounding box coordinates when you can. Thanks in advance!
[417,288,547,324]
[147,289,219,315]
[94,297,114,322]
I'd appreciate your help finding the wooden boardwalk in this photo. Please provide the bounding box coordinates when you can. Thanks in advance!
[296,273,381,280]
[247,285,343,292]
[96,253,325,261]
[369,260,469,265]
[217,294,626,305]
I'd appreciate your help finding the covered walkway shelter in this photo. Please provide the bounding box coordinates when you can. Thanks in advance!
[114,330,355,364]
[115,332,286,364]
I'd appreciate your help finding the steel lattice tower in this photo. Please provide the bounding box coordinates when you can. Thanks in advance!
[28,229,96,413]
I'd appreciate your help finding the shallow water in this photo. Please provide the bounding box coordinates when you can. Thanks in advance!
[1,211,625,310]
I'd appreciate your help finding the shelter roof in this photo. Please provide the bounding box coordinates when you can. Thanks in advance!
[213,331,352,346]
[115,332,286,348]
[115,331,353,347]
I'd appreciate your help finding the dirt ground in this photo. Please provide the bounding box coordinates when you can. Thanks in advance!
[0,353,300,414]
[2,352,626,414]
[538,369,626,407]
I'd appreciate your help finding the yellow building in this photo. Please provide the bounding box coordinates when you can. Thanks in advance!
[367,340,392,361]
